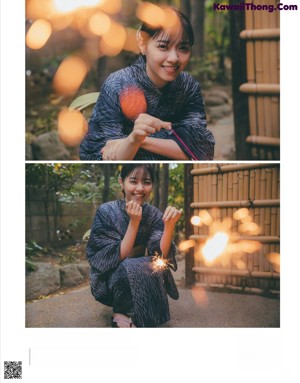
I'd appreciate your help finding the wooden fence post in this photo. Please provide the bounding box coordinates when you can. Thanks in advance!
[229,0,251,159]
[184,163,195,287]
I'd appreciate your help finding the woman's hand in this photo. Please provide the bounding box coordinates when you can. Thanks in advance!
[162,206,183,227]
[129,113,172,144]
[160,206,183,258]
[100,114,171,160]
[120,201,142,260]
[100,139,124,160]
[126,201,142,224]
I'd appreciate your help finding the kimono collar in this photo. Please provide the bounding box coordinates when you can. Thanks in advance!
[132,55,178,96]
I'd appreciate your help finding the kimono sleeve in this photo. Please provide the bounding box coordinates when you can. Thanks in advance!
[171,81,215,160]
[80,76,128,160]
[146,207,177,272]
[86,205,122,275]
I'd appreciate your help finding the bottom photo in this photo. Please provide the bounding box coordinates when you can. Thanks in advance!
[25,162,280,328]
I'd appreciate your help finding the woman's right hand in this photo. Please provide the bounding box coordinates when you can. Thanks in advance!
[129,113,172,144]
[126,201,142,224]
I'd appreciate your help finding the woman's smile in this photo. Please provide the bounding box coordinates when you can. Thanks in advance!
[119,169,153,205]
[133,192,145,203]
[161,65,180,73]
[141,33,191,88]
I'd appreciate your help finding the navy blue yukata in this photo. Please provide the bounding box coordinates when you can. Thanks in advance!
[80,55,215,160]
[86,200,179,327]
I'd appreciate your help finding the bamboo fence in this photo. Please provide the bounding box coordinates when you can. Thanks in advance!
[189,163,280,291]
[240,0,280,160]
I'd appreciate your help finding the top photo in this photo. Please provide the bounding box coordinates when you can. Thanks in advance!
[25,0,280,161]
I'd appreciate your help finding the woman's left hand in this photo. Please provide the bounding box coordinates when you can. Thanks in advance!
[101,139,124,160]
[162,206,183,226]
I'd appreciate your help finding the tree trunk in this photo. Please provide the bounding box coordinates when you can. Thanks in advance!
[153,164,160,208]
[184,163,195,286]
[229,0,251,159]
[103,164,110,203]
[180,0,191,18]
[159,164,169,212]
[190,0,205,59]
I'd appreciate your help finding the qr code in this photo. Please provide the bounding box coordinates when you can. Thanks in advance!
[4,362,22,379]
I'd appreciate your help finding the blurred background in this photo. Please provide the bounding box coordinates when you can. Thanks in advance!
[25,0,280,161]
[26,162,280,299]
[25,163,184,264]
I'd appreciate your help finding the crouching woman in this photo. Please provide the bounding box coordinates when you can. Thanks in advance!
[86,164,181,327]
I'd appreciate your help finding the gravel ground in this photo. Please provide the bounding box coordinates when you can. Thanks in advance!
[26,284,280,328]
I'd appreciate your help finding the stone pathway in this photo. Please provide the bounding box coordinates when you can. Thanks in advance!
[209,113,236,160]
[26,257,279,328]
[25,283,279,328]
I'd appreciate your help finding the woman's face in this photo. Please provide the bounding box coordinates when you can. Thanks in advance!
[142,29,191,88]
[119,168,153,205]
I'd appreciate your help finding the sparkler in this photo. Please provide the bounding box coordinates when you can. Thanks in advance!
[179,208,279,271]
[151,252,170,272]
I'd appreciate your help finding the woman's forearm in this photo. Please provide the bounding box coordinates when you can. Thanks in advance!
[140,137,189,160]
[160,223,175,258]
[119,221,140,260]
[115,136,141,160]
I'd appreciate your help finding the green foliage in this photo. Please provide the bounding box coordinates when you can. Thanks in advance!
[26,163,79,193]
[61,164,120,203]
[168,164,185,241]
[69,92,99,111]
[187,1,231,84]
[26,241,44,273]
[168,164,184,207]
[205,0,231,82]
[58,244,83,265]
[26,163,122,203]
[26,258,38,273]
[83,229,91,241]
[26,241,46,258]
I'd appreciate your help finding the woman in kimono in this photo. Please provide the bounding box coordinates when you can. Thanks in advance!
[80,6,215,161]
[86,164,182,327]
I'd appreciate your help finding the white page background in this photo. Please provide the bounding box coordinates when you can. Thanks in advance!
[1,2,299,382]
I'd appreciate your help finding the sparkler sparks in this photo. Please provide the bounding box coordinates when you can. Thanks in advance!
[151,252,170,272]
[183,208,279,271]
[201,232,229,263]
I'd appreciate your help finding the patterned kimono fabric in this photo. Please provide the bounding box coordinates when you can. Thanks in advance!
[87,200,179,327]
[80,55,215,160]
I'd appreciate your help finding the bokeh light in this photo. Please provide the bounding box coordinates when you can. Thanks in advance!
[53,0,104,13]
[120,87,147,120]
[162,7,180,29]
[123,28,139,53]
[233,208,249,221]
[202,232,229,263]
[136,2,165,28]
[238,222,260,235]
[179,239,196,252]
[70,8,90,31]
[58,109,88,147]
[237,240,262,253]
[191,286,208,306]
[26,0,54,19]
[99,21,126,56]
[199,210,213,226]
[26,19,52,50]
[88,12,111,36]
[267,252,280,272]
[191,216,203,227]
[100,0,122,15]
[50,13,73,31]
[53,55,88,96]
[136,2,180,30]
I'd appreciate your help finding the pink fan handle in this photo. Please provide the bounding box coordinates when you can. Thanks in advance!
[170,129,199,161]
